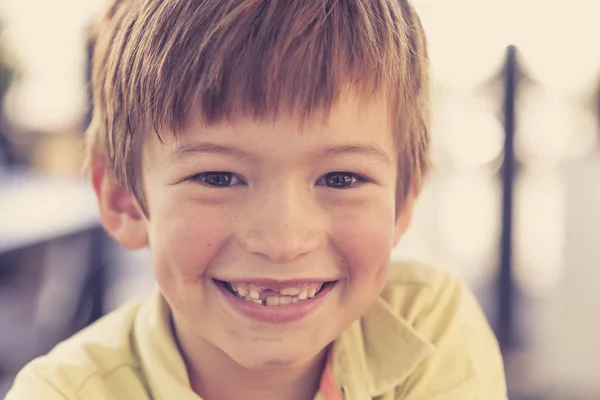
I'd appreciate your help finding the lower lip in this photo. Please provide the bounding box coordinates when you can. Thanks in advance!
[215,280,336,324]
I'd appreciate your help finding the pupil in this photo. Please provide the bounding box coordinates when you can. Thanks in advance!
[206,173,231,186]
[327,174,353,188]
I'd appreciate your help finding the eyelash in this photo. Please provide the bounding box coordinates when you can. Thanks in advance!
[188,172,368,189]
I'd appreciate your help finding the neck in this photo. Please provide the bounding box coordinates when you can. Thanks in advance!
[172,316,328,400]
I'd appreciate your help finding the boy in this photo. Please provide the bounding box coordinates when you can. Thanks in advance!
[7,0,507,399]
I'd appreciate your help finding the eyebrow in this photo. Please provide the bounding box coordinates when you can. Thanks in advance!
[166,141,392,166]
[166,142,256,164]
[317,144,392,166]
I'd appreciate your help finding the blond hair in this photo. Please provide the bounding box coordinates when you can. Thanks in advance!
[85,0,430,215]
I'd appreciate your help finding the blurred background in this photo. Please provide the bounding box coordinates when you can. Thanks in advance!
[0,0,599,398]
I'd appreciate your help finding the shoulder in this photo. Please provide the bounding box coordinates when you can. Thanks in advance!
[6,299,146,400]
[385,259,460,291]
[381,260,466,325]
[382,260,507,398]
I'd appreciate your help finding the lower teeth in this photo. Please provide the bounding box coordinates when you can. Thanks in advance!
[241,294,304,306]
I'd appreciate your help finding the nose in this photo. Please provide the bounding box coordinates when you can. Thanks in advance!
[238,185,326,263]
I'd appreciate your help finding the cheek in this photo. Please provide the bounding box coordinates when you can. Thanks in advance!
[148,200,233,284]
[332,196,396,282]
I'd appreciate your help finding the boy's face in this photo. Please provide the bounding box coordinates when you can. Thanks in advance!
[97,95,415,371]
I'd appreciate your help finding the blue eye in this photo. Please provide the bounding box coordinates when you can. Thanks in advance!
[318,172,367,189]
[190,172,244,187]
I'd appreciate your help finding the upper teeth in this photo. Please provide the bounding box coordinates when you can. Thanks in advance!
[279,287,301,296]
[249,290,260,300]
[228,282,325,306]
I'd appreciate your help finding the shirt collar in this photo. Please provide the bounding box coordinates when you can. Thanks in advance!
[134,288,434,400]
[134,288,200,400]
[331,296,435,398]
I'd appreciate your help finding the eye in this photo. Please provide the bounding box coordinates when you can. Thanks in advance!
[189,172,244,187]
[318,172,367,189]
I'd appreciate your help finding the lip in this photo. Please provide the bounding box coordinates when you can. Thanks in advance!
[217,278,338,287]
[214,279,336,324]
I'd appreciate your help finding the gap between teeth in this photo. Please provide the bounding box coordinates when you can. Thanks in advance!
[228,283,323,306]
[240,293,311,306]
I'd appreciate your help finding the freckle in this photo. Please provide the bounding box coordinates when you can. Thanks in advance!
[207,243,212,247]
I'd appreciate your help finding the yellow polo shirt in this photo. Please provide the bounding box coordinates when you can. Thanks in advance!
[6,261,507,399]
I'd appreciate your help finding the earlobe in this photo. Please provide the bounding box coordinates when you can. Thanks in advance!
[91,157,149,250]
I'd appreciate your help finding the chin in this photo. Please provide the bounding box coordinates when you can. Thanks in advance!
[228,343,316,371]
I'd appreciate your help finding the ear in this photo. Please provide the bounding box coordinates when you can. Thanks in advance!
[91,157,149,249]
[393,183,418,247]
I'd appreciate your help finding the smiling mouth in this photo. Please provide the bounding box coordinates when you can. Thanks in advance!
[213,279,334,306]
